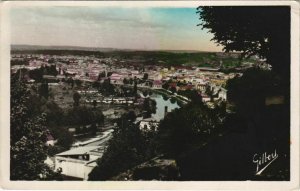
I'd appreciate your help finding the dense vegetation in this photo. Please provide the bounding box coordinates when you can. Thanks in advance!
[89,112,158,180]
[10,74,62,180]
[198,6,290,81]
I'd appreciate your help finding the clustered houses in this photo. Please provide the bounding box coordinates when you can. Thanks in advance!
[12,53,246,105]
[158,66,239,103]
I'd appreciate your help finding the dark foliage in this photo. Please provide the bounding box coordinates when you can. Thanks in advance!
[198,6,290,80]
[39,81,49,99]
[73,92,81,107]
[29,65,58,82]
[10,74,62,180]
[142,98,157,118]
[89,113,157,180]
[99,78,115,96]
[157,101,225,158]
[226,68,286,114]
[64,106,104,127]
[175,69,289,180]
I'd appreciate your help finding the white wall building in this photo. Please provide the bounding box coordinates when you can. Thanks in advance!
[54,146,105,180]
[139,119,159,131]
[218,88,227,101]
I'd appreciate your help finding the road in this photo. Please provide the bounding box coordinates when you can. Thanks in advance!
[72,129,114,147]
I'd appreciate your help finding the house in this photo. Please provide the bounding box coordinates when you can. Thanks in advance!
[178,84,194,91]
[153,80,162,89]
[110,73,123,80]
[196,83,206,92]
[46,131,56,146]
[137,118,159,131]
[54,146,105,180]
[43,75,57,80]
[218,87,227,101]
[209,84,228,102]
[201,94,211,102]
[110,73,124,85]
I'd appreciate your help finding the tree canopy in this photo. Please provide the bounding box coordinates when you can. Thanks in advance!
[226,68,284,113]
[10,75,60,180]
[89,112,156,180]
[157,101,226,158]
[197,6,290,80]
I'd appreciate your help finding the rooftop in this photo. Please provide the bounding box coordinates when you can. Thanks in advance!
[56,146,101,156]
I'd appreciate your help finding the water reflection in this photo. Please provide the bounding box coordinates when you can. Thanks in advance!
[149,93,180,121]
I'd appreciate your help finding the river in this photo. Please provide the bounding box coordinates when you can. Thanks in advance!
[149,93,180,121]
[73,92,180,146]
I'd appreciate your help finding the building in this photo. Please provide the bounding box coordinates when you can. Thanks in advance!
[46,133,56,146]
[137,118,159,131]
[202,94,211,102]
[218,87,227,101]
[153,80,162,89]
[54,146,105,180]
[209,84,228,101]
[196,83,207,92]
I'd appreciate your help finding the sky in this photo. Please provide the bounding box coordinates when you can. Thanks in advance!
[10,6,222,52]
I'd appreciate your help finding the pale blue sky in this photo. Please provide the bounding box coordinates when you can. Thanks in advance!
[11,6,222,52]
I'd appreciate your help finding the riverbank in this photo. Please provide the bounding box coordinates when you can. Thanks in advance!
[151,88,190,105]
[118,84,190,105]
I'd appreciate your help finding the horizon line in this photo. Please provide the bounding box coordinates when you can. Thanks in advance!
[11,44,226,53]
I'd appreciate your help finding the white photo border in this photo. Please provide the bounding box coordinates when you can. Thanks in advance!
[0,1,299,190]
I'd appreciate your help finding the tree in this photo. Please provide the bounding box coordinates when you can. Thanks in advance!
[42,100,64,127]
[73,92,81,107]
[10,75,59,180]
[75,79,82,87]
[205,85,214,102]
[55,127,74,150]
[48,65,58,76]
[98,71,106,80]
[123,78,129,85]
[162,83,169,90]
[170,97,177,104]
[162,94,169,101]
[179,89,203,104]
[127,110,137,122]
[93,81,101,89]
[101,78,115,96]
[170,86,177,94]
[226,68,283,115]
[92,100,97,108]
[90,123,98,136]
[67,77,74,88]
[64,106,104,127]
[157,102,224,158]
[89,114,150,180]
[143,97,153,118]
[129,78,134,85]
[197,7,290,81]
[143,73,149,80]
[142,91,149,97]
[133,77,138,96]
[39,81,49,99]
[29,68,43,82]
[88,111,158,180]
